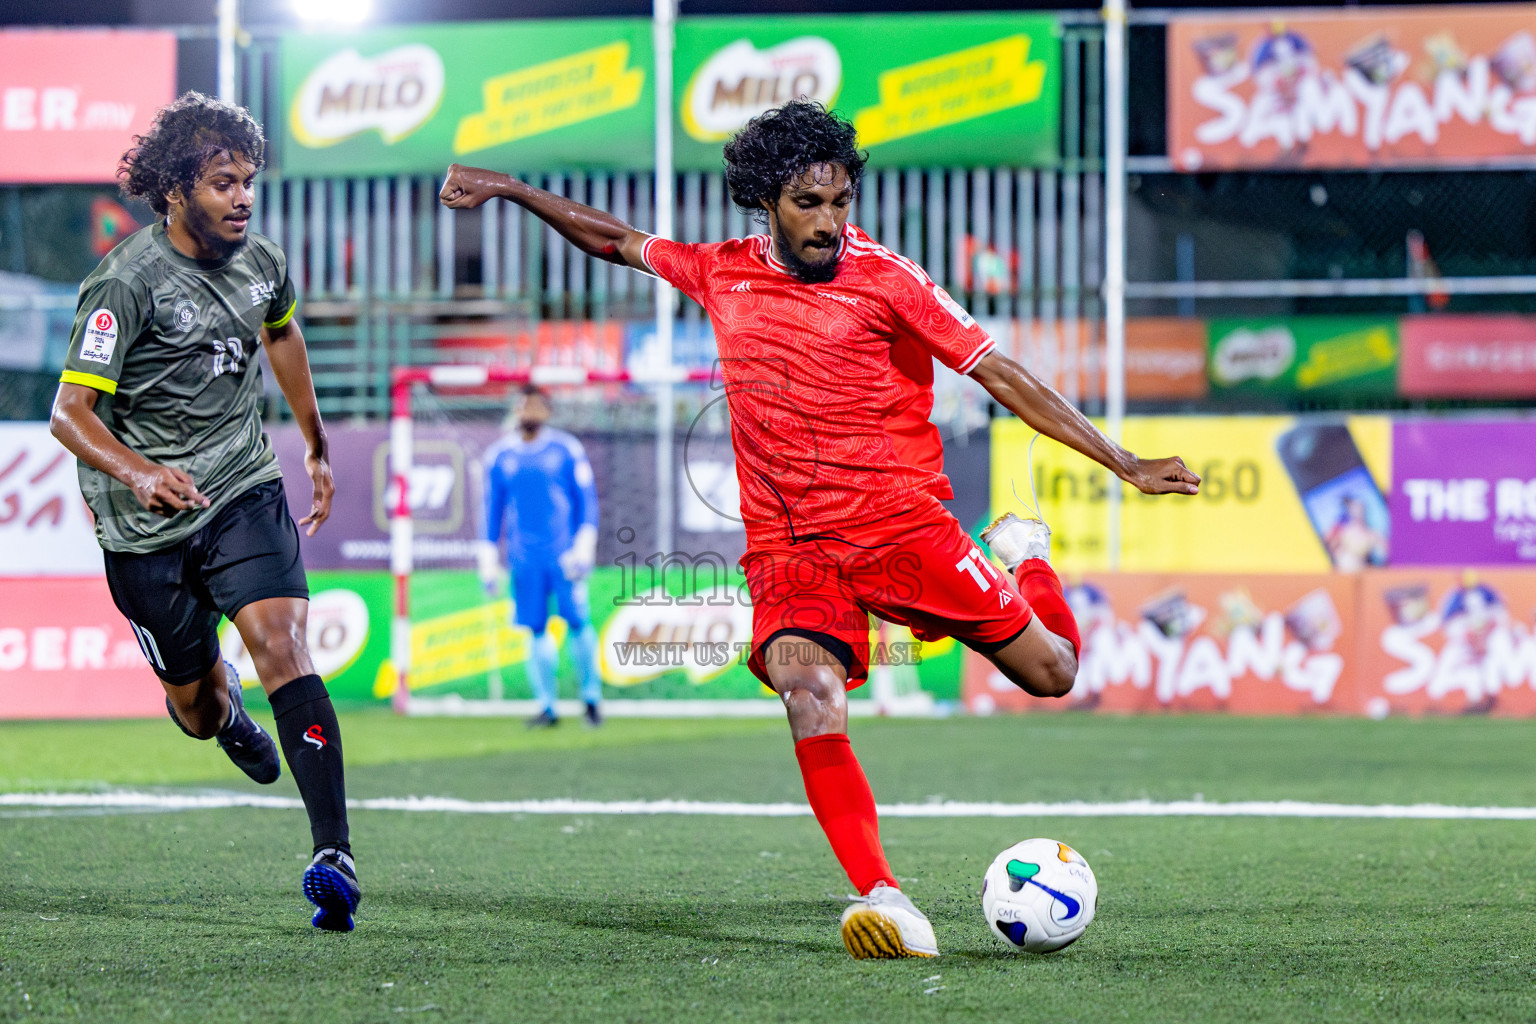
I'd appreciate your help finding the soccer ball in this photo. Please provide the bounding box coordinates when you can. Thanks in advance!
[981,838,1097,953]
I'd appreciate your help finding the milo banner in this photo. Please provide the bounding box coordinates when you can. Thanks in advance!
[674,14,1061,171]
[214,566,964,709]
[964,569,1536,718]
[280,19,653,176]
[1208,317,1399,400]
[1170,5,1536,170]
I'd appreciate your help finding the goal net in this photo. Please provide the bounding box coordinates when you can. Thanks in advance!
[385,363,936,719]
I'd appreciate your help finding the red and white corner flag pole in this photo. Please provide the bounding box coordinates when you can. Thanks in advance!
[388,376,415,713]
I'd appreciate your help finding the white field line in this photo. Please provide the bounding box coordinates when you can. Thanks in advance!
[4,792,1536,820]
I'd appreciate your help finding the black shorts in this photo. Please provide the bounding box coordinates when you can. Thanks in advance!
[103,478,309,685]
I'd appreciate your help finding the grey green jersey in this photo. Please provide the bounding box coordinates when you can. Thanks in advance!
[61,222,298,553]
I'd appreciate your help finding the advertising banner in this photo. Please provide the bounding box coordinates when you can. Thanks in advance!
[1170,6,1536,171]
[280,19,654,176]
[981,317,1208,403]
[1208,317,1398,399]
[674,14,1060,171]
[0,423,103,577]
[265,417,755,592]
[0,576,163,719]
[1358,569,1536,717]
[0,31,176,184]
[965,573,1360,715]
[1126,318,1209,401]
[991,415,1392,574]
[1399,314,1536,398]
[965,569,1536,718]
[1391,419,1536,566]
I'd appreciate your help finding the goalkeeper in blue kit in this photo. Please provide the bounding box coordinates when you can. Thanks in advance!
[479,385,603,726]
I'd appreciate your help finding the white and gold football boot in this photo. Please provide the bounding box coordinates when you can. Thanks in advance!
[839,884,939,959]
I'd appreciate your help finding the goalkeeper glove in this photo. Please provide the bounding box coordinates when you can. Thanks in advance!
[558,525,598,581]
[477,540,502,594]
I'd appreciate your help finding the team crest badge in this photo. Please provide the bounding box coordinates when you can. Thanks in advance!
[173,298,198,332]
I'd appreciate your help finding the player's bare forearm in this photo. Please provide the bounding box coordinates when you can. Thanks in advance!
[969,351,1200,496]
[49,382,209,514]
[438,163,650,270]
[262,320,334,533]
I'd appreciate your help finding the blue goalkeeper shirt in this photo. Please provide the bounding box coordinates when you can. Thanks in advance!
[483,427,599,565]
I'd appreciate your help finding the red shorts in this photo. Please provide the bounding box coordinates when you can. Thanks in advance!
[742,497,1033,688]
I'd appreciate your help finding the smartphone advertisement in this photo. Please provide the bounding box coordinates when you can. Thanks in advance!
[1276,424,1390,571]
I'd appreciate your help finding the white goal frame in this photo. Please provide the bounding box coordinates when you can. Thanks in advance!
[386,363,936,719]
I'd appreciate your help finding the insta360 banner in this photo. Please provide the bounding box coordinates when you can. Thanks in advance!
[1169,6,1536,170]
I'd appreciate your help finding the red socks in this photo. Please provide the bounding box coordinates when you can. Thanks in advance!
[1015,558,1082,658]
[794,733,898,896]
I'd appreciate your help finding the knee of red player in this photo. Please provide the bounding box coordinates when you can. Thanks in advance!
[982,615,1079,699]
[760,637,851,740]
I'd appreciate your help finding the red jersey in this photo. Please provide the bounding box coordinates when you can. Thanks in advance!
[641,225,996,547]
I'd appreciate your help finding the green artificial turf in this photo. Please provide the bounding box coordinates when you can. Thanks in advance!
[4,714,1536,1023]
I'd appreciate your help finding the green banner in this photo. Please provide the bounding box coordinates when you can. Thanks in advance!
[674,14,1062,172]
[1208,317,1400,399]
[279,19,654,177]
[227,568,961,708]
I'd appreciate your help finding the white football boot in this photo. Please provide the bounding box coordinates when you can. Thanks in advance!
[839,884,939,959]
[980,513,1052,572]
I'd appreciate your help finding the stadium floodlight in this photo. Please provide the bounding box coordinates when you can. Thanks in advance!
[291,0,373,25]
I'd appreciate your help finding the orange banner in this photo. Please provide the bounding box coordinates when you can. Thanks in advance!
[1169,7,1536,170]
[1358,569,1536,718]
[964,569,1536,718]
[966,573,1360,715]
[984,317,1208,402]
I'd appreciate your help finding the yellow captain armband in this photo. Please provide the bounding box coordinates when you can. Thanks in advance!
[263,299,297,329]
[60,370,118,394]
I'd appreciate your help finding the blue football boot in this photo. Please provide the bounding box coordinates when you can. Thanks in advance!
[213,661,282,785]
[304,848,362,932]
[165,661,281,785]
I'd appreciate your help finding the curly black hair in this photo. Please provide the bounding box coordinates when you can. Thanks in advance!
[723,100,866,221]
[119,91,267,216]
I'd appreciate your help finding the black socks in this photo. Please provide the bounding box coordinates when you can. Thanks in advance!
[269,674,349,852]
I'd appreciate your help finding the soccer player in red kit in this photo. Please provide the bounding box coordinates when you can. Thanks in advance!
[440,100,1199,959]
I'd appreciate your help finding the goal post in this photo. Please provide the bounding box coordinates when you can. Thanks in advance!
[385,364,712,716]
[384,363,944,719]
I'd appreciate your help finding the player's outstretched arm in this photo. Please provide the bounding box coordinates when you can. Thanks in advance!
[49,383,210,515]
[969,351,1200,496]
[439,163,652,272]
[263,319,334,535]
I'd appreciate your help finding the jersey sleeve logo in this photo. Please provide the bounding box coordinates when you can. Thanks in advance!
[931,284,976,329]
[79,308,118,365]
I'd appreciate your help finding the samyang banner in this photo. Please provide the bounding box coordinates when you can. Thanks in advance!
[280,19,654,177]
[963,568,1536,718]
[674,14,1061,171]
[1169,6,1536,170]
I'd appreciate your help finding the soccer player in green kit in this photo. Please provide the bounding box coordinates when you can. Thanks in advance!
[49,93,359,931]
